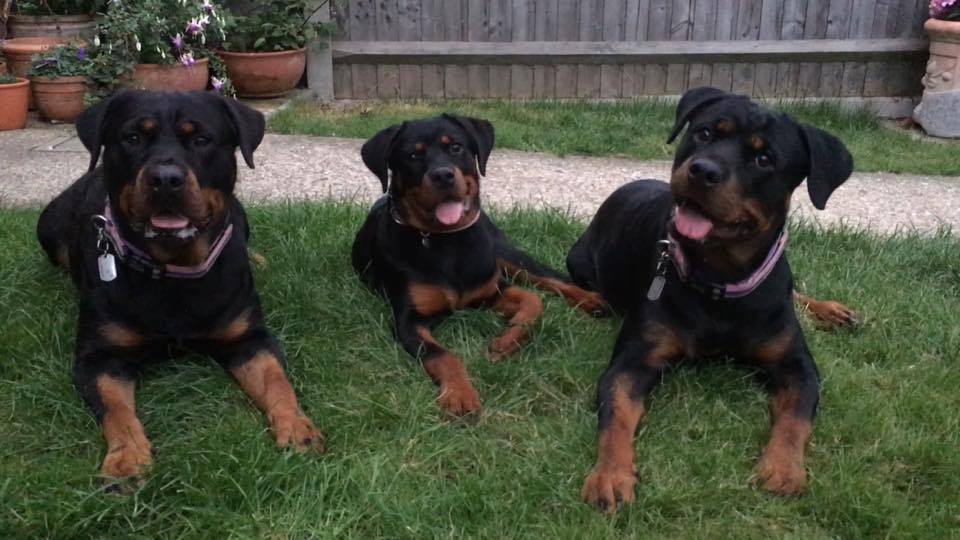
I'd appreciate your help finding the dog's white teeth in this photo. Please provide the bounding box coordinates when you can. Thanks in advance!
[144,227,158,238]
[175,226,198,239]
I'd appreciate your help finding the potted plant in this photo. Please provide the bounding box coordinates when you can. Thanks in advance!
[92,0,231,92]
[913,1,960,138]
[0,73,31,131]
[6,0,103,39]
[218,0,329,98]
[28,42,89,122]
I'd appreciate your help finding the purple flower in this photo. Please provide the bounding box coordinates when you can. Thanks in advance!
[186,18,203,35]
[179,53,197,66]
[211,77,223,92]
[76,47,86,61]
[931,0,960,18]
[171,33,184,50]
[201,0,215,14]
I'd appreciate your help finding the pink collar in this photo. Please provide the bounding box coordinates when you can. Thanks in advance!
[666,228,788,300]
[99,202,234,279]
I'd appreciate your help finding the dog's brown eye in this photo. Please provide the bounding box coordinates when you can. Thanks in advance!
[193,136,211,147]
[755,152,774,168]
[409,152,420,161]
[449,143,463,154]
[694,127,711,143]
[123,133,141,145]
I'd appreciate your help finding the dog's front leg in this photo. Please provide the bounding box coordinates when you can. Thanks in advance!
[486,285,543,362]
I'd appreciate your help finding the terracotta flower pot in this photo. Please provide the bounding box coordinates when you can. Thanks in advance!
[129,58,210,91]
[913,18,960,138]
[31,75,87,122]
[0,78,31,131]
[8,14,97,39]
[1,37,67,109]
[218,48,306,98]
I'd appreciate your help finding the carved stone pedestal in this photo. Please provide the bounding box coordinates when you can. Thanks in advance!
[913,19,960,138]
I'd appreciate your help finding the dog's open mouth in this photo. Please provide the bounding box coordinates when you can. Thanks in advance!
[673,199,752,242]
[142,213,200,240]
[433,198,471,226]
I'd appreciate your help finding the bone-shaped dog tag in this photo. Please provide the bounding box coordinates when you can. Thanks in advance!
[98,253,117,282]
[646,275,665,301]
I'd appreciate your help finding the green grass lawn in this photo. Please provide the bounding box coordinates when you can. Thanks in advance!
[1,203,958,538]
[270,99,960,177]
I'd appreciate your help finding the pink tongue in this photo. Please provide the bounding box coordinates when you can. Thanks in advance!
[150,214,190,230]
[435,201,465,226]
[674,205,714,241]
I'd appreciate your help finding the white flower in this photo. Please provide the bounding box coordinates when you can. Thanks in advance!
[135,40,141,52]
[93,35,100,47]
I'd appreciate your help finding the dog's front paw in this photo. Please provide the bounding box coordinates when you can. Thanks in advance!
[438,380,481,417]
[101,443,153,493]
[272,412,325,453]
[753,451,807,496]
[808,299,858,329]
[580,464,638,513]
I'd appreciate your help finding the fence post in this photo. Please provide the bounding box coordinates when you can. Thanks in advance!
[307,0,334,101]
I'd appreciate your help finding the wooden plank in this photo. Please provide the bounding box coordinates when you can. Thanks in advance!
[840,0,872,97]
[421,0,445,98]
[862,0,899,97]
[601,0,626,98]
[688,0,717,89]
[397,0,422,99]
[554,0,580,98]
[731,0,762,95]
[488,0,513,98]
[349,0,377,98]
[665,0,692,94]
[773,0,807,97]
[375,0,400,98]
[644,0,670,94]
[819,0,853,97]
[511,0,534,99]
[622,0,648,97]
[467,0,490,99]
[796,0,829,97]
[753,0,783,97]
[577,0,603,98]
[442,0,468,98]
[533,0,560,98]
[710,0,737,91]
[332,63,353,98]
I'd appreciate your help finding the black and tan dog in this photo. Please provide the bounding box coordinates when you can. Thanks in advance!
[568,88,856,511]
[353,114,605,416]
[37,91,322,490]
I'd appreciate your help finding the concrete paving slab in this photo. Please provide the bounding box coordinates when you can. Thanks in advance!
[1,127,957,235]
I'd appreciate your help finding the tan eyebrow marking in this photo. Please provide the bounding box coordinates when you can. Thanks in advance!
[440,135,450,145]
[716,119,735,134]
[179,121,196,134]
[139,119,156,131]
[749,135,766,151]
[414,142,424,152]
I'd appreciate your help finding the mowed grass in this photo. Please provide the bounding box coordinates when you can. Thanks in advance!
[1,203,959,539]
[269,99,960,176]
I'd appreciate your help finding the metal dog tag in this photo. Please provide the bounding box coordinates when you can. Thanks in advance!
[98,253,117,282]
[646,275,666,301]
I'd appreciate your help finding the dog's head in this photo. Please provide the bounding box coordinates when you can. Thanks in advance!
[361,114,494,232]
[77,91,264,263]
[666,87,853,247]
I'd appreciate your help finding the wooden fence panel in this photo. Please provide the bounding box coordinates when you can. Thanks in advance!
[330,0,929,102]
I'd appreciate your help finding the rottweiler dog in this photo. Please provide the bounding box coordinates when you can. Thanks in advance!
[37,91,322,490]
[567,87,856,511]
[352,114,606,416]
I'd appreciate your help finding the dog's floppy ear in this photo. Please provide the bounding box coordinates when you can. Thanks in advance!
[666,87,732,144]
[361,122,405,192]
[76,95,114,172]
[799,124,853,210]
[219,95,265,169]
[442,113,495,176]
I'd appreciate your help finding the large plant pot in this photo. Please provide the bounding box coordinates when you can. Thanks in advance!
[1,37,67,108]
[8,14,97,39]
[913,19,960,138]
[128,58,209,91]
[0,78,31,131]
[218,48,306,98]
[31,75,87,122]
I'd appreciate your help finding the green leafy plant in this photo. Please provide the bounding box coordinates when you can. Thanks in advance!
[0,73,19,84]
[9,0,104,16]
[27,43,91,78]
[221,0,333,52]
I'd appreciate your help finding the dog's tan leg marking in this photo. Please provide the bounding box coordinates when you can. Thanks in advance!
[486,286,543,362]
[97,375,152,487]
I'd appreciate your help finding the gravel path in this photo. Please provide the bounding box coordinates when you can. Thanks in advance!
[2,127,957,235]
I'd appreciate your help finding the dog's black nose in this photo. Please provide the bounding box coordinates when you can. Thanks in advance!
[148,164,185,192]
[429,167,456,188]
[688,158,724,187]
